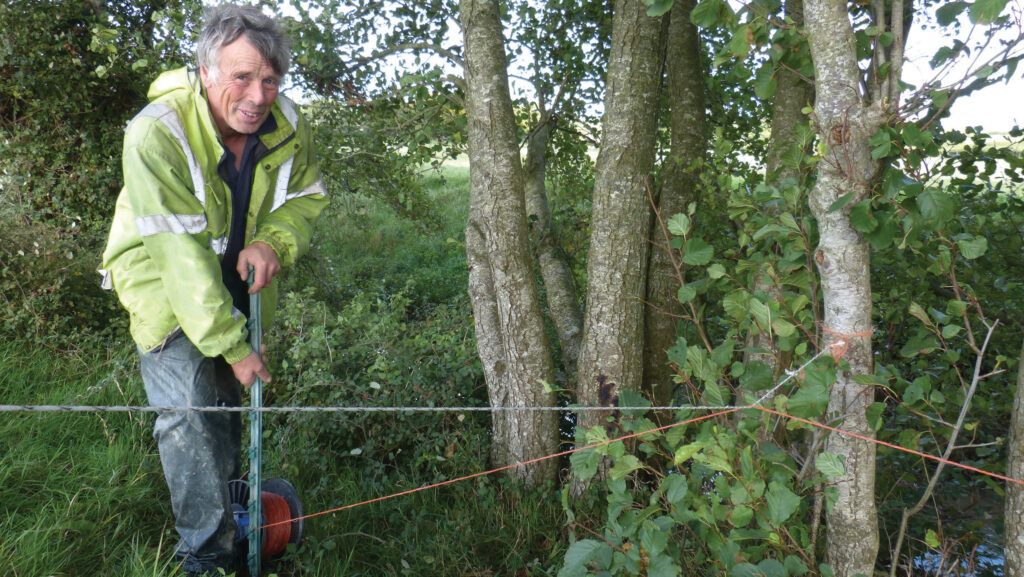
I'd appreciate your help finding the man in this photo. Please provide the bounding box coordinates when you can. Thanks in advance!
[100,5,326,574]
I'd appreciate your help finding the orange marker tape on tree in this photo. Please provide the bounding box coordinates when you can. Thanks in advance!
[823,327,874,361]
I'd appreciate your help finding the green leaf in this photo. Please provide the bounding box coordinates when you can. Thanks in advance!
[758,559,788,577]
[771,318,797,338]
[785,555,810,576]
[667,213,691,236]
[908,302,931,326]
[903,378,928,406]
[647,551,682,577]
[788,384,830,418]
[694,449,733,473]
[570,448,601,480]
[730,504,754,528]
[828,192,857,212]
[644,0,675,17]
[865,402,886,431]
[925,529,941,548]
[674,441,705,465]
[803,360,837,388]
[969,0,1010,23]
[941,324,963,338]
[754,62,777,100]
[748,298,771,329]
[683,239,714,266]
[917,188,955,228]
[667,337,689,366]
[677,284,698,304]
[850,200,878,233]
[641,520,671,554]
[691,0,728,26]
[711,339,735,368]
[869,129,892,158]
[708,263,727,279]
[558,539,605,577]
[703,381,726,406]
[816,452,847,479]
[609,454,642,480]
[931,88,950,109]
[957,236,988,259]
[661,474,688,506]
[937,1,967,25]
[687,346,718,384]
[900,332,941,357]
[865,207,898,250]
[753,223,793,241]
[766,482,801,525]
[723,290,749,320]
[946,299,968,317]
[730,563,760,577]
[741,361,773,391]
[730,24,751,57]
[901,123,932,147]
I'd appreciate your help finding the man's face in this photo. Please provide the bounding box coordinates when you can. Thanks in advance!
[200,35,280,140]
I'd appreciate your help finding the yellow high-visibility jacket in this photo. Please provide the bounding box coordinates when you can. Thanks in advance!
[101,67,327,364]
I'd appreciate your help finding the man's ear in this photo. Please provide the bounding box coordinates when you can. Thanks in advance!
[199,65,211,88]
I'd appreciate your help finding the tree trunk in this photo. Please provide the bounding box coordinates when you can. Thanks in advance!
[459,0,558,485]
[644,0,705,407]
[524,115,584,383]
[576,0,665,429]
[743,0,814,406]
[766,0,813,181]
[804,0,884,573]
[1006,337,1024,575]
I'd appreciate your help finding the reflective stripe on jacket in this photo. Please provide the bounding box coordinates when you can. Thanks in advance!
[101,68,327,364]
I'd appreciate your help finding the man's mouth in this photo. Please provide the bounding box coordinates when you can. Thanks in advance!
[239,109,263,121]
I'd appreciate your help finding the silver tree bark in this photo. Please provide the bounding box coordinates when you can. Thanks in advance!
[524,115,584,383]
[1006,338,1024,575]
[804,0,885,573]
[644,0,706,407]
[459,0,558,485]
[576,0,665,430]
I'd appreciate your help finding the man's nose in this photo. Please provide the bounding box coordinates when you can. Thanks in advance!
[248,81,269,105]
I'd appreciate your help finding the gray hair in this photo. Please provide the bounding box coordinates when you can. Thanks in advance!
[197,4,290,81]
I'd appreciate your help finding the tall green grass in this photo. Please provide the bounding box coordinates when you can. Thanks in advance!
[0,340,183,576]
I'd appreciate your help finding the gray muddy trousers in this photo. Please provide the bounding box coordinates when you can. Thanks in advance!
[139,330,241,572]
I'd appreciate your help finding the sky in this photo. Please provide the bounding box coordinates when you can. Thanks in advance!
[899,0,1024,133]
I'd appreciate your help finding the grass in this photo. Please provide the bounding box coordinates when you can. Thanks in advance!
[0,164,569,576]
[0,340,181,577]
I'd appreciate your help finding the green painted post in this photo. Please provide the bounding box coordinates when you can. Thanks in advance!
[247,267,263,577]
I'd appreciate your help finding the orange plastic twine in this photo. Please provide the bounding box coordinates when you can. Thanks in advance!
[260,491,293,557]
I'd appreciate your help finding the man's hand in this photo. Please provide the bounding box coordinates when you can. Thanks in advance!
[237,241,281,294]
[231,347,272,388]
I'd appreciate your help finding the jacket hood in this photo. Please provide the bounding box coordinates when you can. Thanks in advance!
[147,67,200,103]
